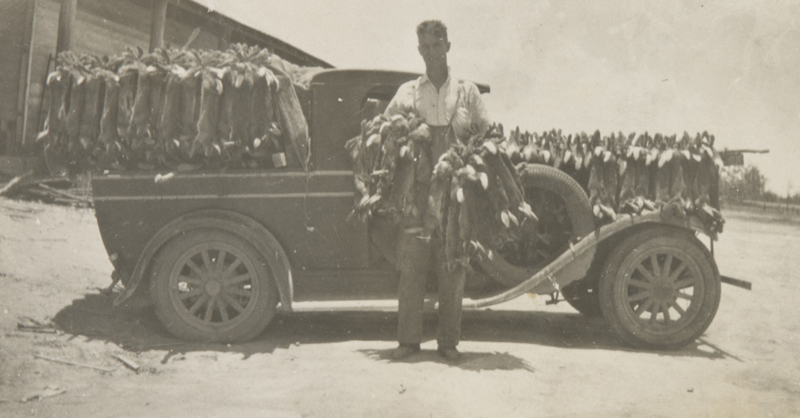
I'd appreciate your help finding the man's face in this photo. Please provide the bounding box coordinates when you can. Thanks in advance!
[417,32,450,68]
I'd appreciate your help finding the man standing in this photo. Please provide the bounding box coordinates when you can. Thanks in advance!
[384,20,490,361]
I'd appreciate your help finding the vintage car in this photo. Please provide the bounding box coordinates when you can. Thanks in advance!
[91,69,723,349]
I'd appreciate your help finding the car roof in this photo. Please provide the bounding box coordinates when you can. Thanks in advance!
[309,69,490,94]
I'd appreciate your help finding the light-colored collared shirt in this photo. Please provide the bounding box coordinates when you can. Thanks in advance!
[384,71,490,131]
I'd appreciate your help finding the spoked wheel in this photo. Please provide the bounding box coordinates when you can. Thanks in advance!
[599,227,721,350]
[151,229,278,342]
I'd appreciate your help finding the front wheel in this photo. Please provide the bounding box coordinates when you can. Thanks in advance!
[150,229,279,343]
[599,227,721,350]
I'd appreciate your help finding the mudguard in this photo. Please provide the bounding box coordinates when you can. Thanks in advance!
[465,212,716,308]
[472,163,717,303]
[114,209,294,312]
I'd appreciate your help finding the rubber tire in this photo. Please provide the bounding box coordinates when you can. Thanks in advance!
[473,163,595,288]
[561,276,602,317]
[517,163,595,241]
[150,229,279,343]
[598,226,721,350]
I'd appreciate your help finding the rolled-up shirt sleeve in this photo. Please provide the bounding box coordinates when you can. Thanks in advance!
[384,81,416,117]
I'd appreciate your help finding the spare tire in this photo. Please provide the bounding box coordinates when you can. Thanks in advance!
[474,164,595,288]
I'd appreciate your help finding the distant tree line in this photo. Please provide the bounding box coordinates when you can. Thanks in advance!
[720,165,800,205]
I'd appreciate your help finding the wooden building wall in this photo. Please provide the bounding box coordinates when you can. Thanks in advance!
[0,0,30,155]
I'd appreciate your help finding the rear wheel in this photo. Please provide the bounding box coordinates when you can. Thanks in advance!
[151,229,278,343]
[599,227,721,349]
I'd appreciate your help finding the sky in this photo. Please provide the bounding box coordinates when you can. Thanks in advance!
[200,0,800,194]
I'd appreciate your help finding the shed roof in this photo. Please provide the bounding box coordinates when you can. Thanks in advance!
[172,0,333,68]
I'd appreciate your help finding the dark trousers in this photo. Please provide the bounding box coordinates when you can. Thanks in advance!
[397,230,466,347]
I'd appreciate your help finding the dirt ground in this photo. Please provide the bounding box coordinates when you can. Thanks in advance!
[0,198,798,418]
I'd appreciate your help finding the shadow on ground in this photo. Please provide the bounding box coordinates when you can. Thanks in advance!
[50,291,735,364]
[359,348,538,373]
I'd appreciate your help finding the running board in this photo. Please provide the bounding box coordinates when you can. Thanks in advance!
[287,298,501,313]
[289,300,404,312]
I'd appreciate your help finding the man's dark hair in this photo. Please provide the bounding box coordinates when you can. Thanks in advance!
[416,20,448,42]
